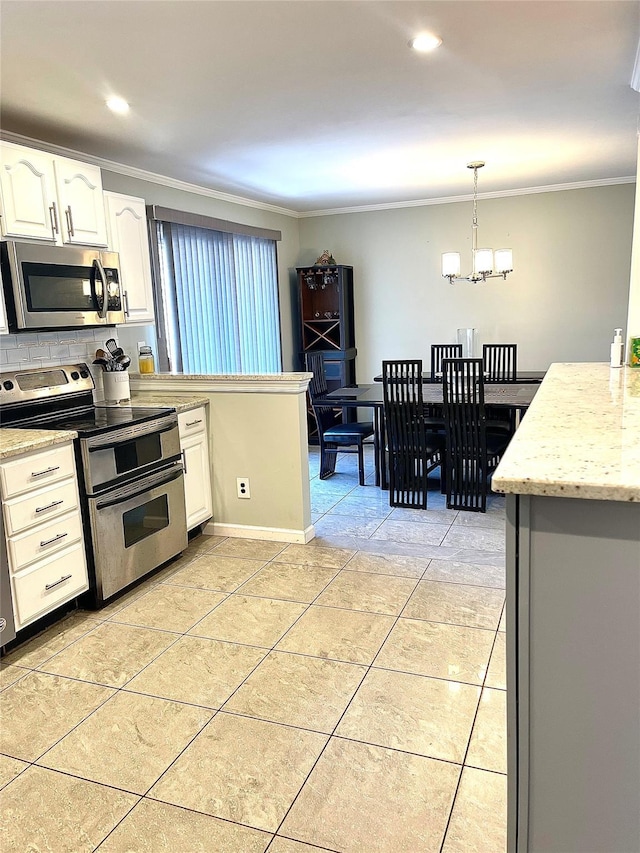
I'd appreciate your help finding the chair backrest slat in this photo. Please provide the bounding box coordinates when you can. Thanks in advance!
[431,344,463,380]
[482,344,517,382]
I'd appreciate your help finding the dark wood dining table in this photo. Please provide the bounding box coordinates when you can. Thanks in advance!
[320,382,540,490]
[372,370,546,384]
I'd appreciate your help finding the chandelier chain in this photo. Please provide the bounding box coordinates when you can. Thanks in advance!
[472,166,479,251]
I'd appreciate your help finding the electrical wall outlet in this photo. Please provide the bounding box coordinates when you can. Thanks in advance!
[236,477,251,499]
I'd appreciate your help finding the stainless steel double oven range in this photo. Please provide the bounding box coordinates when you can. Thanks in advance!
[0,364,187,607]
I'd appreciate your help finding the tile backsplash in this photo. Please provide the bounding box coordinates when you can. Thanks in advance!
[0,328,121,400]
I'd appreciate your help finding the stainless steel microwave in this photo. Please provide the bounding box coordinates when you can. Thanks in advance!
[0,240,125,331]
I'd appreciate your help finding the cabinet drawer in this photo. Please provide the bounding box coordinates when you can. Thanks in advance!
[8,510,83,572]
[0,443,76,499]
[12,542,88,629]
[3,477,79,536]
[178,407,207,437]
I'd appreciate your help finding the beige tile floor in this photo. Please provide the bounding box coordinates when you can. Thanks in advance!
[0,446,507,852]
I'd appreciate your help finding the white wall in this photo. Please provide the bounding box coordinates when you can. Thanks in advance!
[298,184,634,378]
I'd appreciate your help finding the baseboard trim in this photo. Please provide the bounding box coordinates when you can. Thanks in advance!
[204,521,316,544]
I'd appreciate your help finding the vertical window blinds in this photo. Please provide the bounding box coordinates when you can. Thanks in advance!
[153,217,282,374]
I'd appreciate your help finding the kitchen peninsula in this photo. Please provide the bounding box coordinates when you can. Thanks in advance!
[493,363,640,852]
[129,371,314,544]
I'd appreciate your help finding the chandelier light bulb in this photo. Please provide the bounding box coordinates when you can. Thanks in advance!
[473,248,494,276]
[495,249,513,274]
[442,253,461,278]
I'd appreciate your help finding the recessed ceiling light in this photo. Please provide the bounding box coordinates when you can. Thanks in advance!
[106,96,130,115]
[409,33,442,53]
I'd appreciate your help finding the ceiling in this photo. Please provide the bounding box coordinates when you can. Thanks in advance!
[1,0,639,213]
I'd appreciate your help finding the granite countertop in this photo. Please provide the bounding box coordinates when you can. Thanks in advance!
[493,363,640,501]
[0,428,77,460]
[100,393,209,413]
[129,371,312,382]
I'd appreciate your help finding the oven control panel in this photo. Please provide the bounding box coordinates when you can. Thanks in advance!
[0,363,94,406]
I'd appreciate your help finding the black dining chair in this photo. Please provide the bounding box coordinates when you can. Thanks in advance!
[483,344,517,382]
[431,344,463,380]
[382,360,445,509]
[305,352,375,486]
[441,357,510,512]
[483,343,518,433]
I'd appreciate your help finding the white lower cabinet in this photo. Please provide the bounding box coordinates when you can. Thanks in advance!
[178,407,212,530]
[12,542,88,627]
[0,441,89,631]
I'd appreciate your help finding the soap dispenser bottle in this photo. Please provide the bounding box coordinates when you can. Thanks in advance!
[610,328,624,368]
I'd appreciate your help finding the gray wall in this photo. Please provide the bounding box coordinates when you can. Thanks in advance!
[298,184,634,379]
[100,170,302,370]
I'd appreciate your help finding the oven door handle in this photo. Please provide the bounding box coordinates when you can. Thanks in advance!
[87,422,177,452]
[94,465,184,511]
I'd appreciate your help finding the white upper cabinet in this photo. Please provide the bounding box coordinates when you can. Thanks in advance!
[54,158,108,246]
[0,142,58,241]
[104,191,155,325]
[0,141,108,247]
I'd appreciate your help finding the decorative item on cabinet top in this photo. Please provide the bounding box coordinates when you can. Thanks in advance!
[315,249,336,265]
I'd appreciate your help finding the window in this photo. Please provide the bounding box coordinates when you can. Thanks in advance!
[149,208,282,374]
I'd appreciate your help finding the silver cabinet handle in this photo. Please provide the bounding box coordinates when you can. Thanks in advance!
[181,449,187,475]
[65,205,75,237]
[185,419,203,427]
[45,573,72,591]
[40,532,68,548]
[31,465,60,478]
[35,499,64,514]
[49,202,59,236]
[123,290,130,317]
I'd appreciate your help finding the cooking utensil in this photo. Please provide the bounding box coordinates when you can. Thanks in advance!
[115,354,131,371]
[105,339,125,359]
[92,358,110,369]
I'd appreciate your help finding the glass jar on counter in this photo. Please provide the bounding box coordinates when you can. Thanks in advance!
[138,345,155,374]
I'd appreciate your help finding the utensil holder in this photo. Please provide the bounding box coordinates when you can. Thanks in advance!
[102,371,130,403]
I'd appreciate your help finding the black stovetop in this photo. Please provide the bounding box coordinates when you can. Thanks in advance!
[3,405,175,438]
[0,363,176,438]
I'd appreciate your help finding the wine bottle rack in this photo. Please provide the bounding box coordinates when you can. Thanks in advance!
[296,264,357,441]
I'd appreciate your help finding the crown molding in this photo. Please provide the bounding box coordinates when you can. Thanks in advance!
[298,177,637,217]
[631,36,640,92]
[1,129,634,221]
[0,130,299,219]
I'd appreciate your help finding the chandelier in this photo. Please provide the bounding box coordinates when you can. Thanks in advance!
[442,162,513,284]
